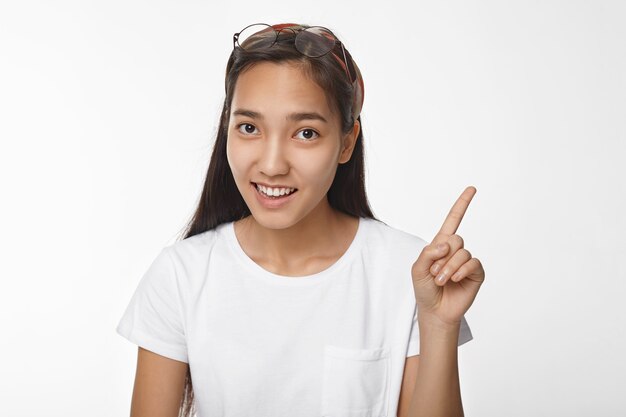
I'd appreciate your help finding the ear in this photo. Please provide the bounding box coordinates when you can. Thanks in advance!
[338,120,360,164]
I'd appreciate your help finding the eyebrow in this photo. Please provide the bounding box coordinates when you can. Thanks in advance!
[232,108,328,123]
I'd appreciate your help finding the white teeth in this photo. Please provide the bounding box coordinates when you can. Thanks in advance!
[255,183,296,197]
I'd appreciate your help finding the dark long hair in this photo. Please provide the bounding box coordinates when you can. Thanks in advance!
[174,24,379,417]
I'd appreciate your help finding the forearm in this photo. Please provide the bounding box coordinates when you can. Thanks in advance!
[407,315,464,417]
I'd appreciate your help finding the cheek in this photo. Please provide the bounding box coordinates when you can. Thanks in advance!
[226,137,250,178]
[293,149,340,186]
[227,135,341,185]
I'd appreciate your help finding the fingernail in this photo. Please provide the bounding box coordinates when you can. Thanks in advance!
[437,243,446,251]
[437,272,446,283]
[432,264,440,274]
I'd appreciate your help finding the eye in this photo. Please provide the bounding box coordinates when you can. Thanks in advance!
[235,123,319,141]
[235,123,259,135]
[295,128,320,141]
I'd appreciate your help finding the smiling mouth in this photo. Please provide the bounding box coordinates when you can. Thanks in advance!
[251,182,299,199]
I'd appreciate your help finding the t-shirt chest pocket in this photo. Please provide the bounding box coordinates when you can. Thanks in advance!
[320,344,391,417]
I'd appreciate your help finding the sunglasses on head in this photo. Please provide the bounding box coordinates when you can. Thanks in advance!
[232,23,356,85]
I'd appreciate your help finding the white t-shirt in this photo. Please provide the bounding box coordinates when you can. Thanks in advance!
[116,216,473,417]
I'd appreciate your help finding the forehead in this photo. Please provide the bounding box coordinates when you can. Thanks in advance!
[231,61,334,119]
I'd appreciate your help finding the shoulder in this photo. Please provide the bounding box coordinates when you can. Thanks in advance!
[363,218,429,256]
[168,226,220,255]
[161,223,230,277]
[359,219,425,305]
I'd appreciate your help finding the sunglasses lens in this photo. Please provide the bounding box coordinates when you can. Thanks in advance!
[295,27,336,57]
[237,23,276,50]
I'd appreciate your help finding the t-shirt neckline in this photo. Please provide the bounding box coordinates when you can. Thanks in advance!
[224,216,367,286]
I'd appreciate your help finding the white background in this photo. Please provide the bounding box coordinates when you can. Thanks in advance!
[1,0,624,416]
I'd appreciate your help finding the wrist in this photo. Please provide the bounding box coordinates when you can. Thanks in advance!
[417,313,461,352]
[417,312,462,333]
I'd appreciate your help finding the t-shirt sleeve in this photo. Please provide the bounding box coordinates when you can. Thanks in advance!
[406,304,474,357]
[116,247,188,363]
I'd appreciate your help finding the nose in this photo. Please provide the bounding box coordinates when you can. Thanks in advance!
[257,133,290,177]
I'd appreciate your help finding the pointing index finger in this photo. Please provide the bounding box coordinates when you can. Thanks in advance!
[436,186,477,238]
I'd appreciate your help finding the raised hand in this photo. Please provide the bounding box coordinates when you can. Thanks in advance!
[411,186,485,327]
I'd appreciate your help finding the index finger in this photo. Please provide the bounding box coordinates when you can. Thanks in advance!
[435,186,477,238]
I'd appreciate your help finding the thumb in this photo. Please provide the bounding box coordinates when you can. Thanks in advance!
[411,241,449,281]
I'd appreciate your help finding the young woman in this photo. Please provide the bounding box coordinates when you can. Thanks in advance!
[116,22,485,417]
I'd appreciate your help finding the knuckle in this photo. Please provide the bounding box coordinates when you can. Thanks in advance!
[475,258,485,273]
[430,242,444,255]
[470,258,484,274]
[451,234,464,248]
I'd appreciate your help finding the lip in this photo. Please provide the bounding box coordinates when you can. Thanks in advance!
[250,182,298,209]
[252,181,298,190]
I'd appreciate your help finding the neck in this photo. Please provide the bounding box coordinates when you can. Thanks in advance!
[234,199,356,269]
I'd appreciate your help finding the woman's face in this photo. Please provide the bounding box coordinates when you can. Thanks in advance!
[226,61,359,229]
